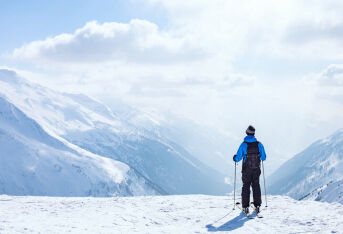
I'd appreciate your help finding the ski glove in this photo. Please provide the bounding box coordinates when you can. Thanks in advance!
[233,155,236,162]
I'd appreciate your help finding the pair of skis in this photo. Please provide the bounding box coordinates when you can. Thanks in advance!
[235,202,263,219]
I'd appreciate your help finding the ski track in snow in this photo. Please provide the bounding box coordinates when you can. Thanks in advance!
[0,195,342,233]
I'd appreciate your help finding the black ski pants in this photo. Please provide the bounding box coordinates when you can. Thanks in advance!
[241,167,262,208]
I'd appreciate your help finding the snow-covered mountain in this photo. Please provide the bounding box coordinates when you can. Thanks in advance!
[300,179,343,204]
[1,194,343,233]
[0,69,230,195]
[268,129,343,203]
[0,95,160,196]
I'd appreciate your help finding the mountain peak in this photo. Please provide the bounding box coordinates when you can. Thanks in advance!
[0,69,21,84]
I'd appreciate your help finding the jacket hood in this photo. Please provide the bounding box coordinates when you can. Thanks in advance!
[244,135,257,142]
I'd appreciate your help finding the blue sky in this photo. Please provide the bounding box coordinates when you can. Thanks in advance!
[0,0,167,53]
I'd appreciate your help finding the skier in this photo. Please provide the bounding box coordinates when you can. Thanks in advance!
[233,125,266,214]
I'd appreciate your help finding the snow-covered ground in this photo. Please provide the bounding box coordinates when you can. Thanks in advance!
[0,195,342,233]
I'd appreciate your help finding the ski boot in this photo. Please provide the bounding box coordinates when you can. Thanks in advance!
[254,206,260,214]
[242,207,249,214]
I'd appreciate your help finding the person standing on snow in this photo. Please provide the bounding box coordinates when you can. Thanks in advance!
[233,125,266,214]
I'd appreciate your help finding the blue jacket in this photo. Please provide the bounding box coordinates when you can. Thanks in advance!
[234,135,266,162]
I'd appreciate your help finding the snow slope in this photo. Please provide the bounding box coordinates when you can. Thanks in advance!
[0,69,229,195]
[0,194,342,233]
[300,179,343,204]
[268,129,343,202]
[0,95,160,196]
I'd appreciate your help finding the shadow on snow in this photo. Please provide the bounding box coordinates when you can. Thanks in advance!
[206,213,251,232]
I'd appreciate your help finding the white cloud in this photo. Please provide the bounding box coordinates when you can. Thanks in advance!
[7,16,253,103]
[146,0,343,60]
[305,64,343,113]
[317,64,343,86]
[12,20,204,64]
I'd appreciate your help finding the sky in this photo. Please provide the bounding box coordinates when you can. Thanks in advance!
[0,0,168,53]
[1,0,343,171]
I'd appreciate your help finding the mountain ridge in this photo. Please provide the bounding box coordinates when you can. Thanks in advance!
[268,128,343,203]
[0,69,230,195]
[0,95,160,196]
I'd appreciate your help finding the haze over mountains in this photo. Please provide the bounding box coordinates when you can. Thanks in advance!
[0,69,231,196]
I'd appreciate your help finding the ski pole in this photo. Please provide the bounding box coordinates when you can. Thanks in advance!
[262,161,268,208]
[233,159,237,210]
